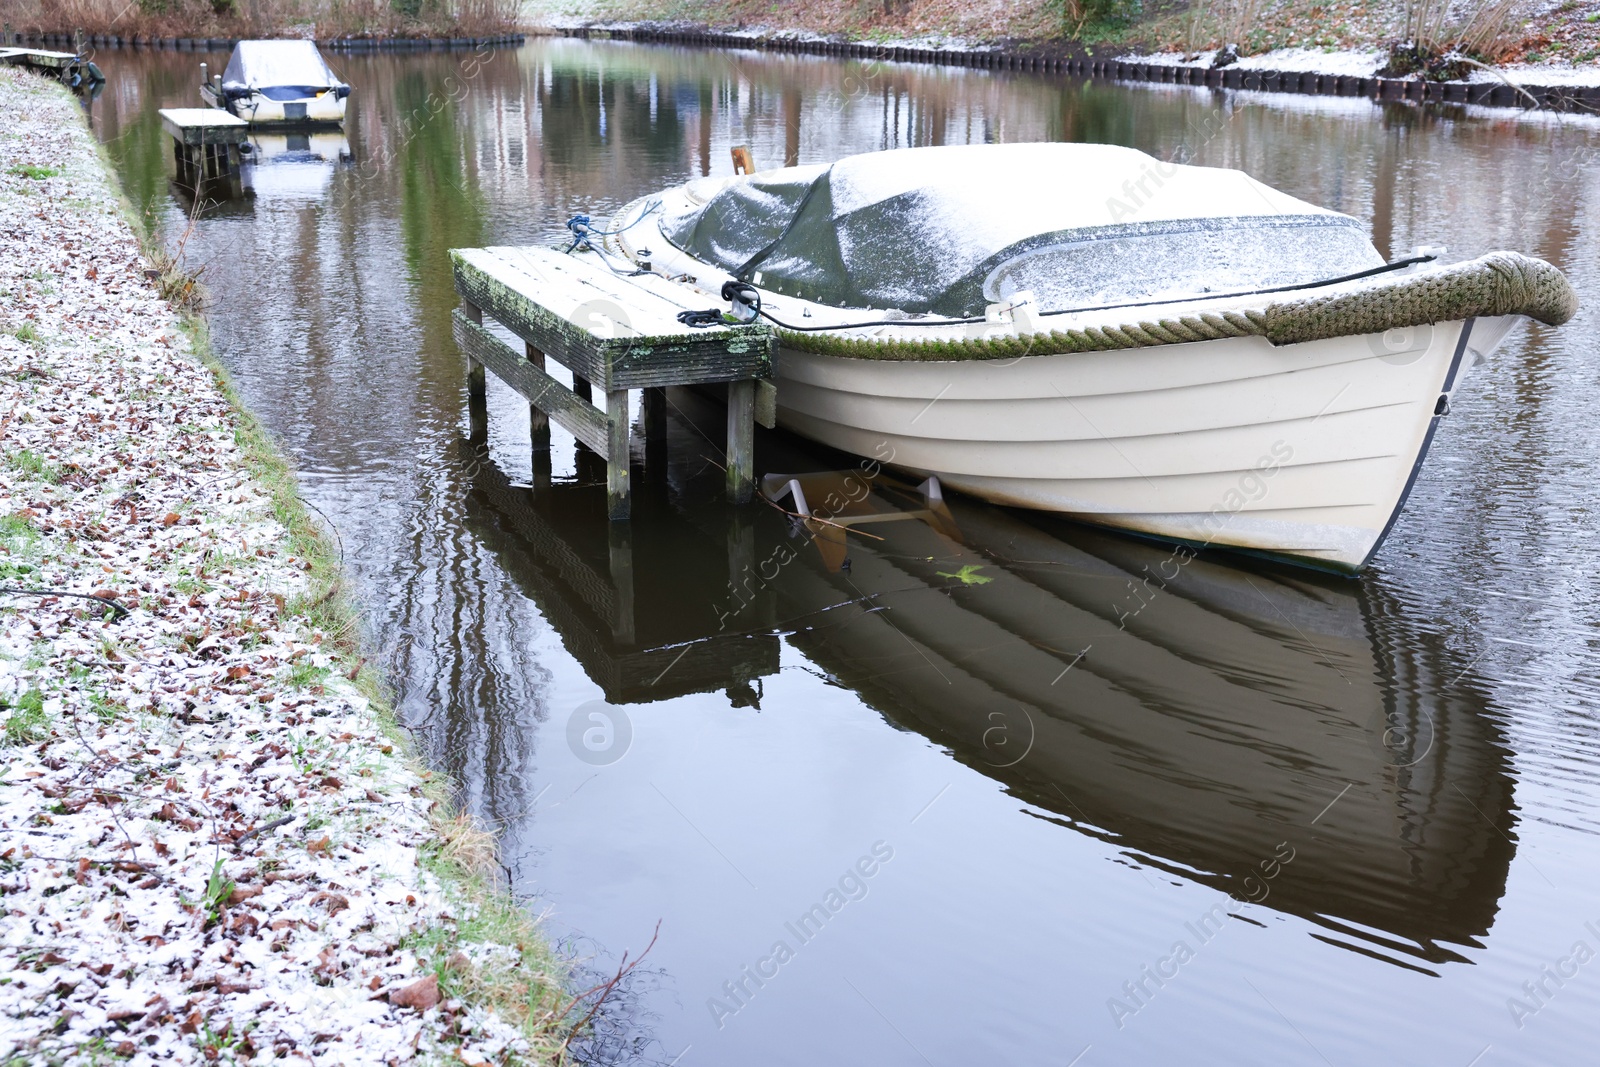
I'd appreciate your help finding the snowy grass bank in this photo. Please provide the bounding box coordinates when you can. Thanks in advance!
[0,69,572,1066]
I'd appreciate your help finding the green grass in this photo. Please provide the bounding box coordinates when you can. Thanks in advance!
[0,514,40,582]
[2,689,49,746]
[6,450,62,484]
[405,816,574,1053]
[6,164,58,181]
[280,660,331,692]
[87,691,128,724]
[0,513,36,545]
[12,322,40,345]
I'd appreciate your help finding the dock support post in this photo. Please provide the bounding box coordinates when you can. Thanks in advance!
[525,340,551,494]
[225,143,243,199]
[642,387,666,441]
[573,374,592,403]
[606,388,631,520]
[642,386,667,476]
[462,301,487,440]
[726,380,755,504]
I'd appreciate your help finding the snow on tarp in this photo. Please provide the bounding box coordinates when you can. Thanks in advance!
[221,40,344,101]
[662,142,1384,316]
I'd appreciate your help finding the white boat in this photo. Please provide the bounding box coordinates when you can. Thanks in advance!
[200,40,348,127]
[595,142,1576,573]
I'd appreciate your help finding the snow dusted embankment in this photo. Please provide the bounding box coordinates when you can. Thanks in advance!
[0,69,561,1065]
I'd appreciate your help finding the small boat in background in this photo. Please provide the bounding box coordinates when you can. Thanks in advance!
[200,40,348,127]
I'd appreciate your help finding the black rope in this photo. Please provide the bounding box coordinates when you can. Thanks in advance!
[1035,253,1440,319]
[0,586,130,619]
[676,308,726,329]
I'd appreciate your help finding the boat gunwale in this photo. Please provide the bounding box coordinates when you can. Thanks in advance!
[608,188,1576,365]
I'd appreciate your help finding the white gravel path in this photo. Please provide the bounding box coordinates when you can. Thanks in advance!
[0,68,554,1066]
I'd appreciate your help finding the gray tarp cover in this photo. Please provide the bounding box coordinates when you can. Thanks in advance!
[661,143,1385,316]
[221,41,343,98]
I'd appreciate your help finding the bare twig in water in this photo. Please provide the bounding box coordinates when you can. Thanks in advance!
[555,920,662,1055]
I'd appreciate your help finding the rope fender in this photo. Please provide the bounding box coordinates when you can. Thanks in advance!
[775,252,1577,363]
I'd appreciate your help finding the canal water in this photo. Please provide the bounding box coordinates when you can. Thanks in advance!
[87,40,1600,1066]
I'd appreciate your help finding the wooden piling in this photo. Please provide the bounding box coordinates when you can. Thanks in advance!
[462,301,487,439]
[158,108,249,198]
[642,385,668,476]
[449,245,772,521]
[726,380,756,504]
[606,388,631,518]
[524,339,551,450]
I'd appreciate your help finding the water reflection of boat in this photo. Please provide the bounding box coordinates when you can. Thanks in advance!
[241,131,350,199]
[459,395,1515,969]
[777,496,1514,968]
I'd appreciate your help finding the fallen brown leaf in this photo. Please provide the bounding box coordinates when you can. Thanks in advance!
[389,973,439,1011]
[226,885,262,905]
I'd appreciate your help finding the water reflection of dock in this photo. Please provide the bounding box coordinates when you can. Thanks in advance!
[460,439,778,704]
[461,391,1515,970]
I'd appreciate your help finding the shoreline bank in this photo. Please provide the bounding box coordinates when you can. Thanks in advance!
[0,67,568,1065]
[541,20,1600,112]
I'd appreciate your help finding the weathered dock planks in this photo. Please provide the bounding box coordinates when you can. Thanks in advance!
[449,244,775,520]
[158,108,249,196]
[0,46,76,71]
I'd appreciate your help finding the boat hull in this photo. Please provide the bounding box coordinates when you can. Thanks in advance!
[774,319,1483,572]
[202,84,346,127]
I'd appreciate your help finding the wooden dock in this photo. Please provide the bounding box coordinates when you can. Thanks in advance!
[0,36,103,89]
[158,108,249,196]
[449,244,775,519]
[0,46,75,71]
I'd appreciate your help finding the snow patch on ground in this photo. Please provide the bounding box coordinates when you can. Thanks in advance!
[0,67,542,1066]
[1122,46,1600,87]
[1121,47,1384,75]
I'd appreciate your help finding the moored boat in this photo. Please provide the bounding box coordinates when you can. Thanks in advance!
[200,40,348,127]
[594,142,1576,573]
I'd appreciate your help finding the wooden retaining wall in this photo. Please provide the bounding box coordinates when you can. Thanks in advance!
[559,24,1600,114]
